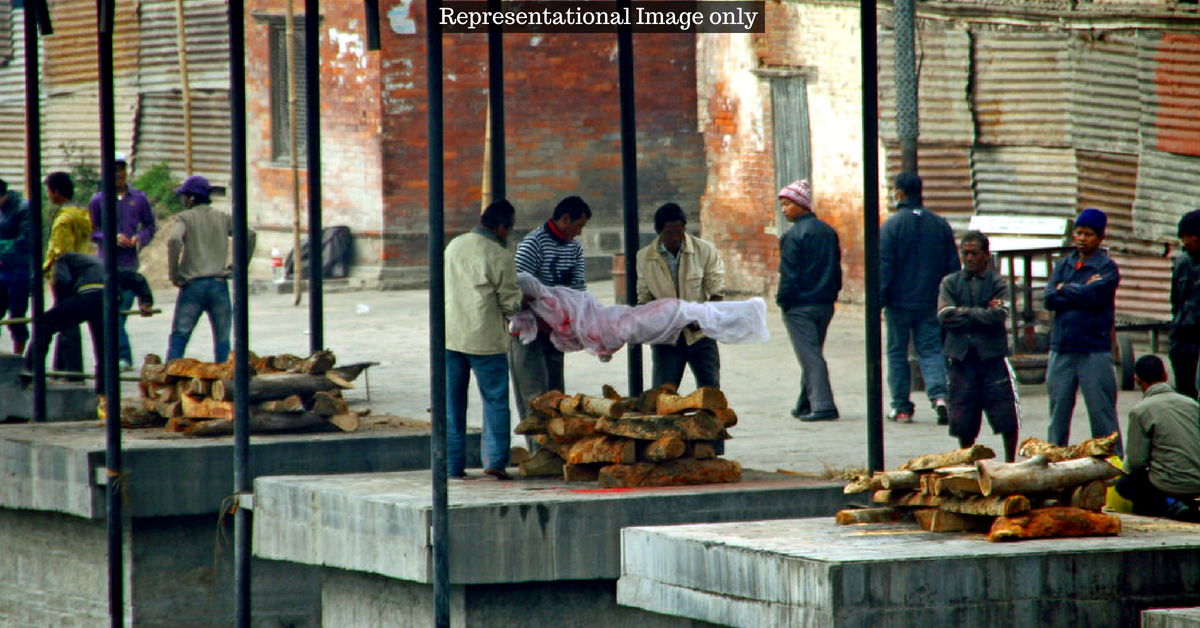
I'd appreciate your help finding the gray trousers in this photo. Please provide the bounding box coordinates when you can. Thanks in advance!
[1046,350,1123,457]
[651,335,720,390]
[508,331,564,420]
[782,304,837,414]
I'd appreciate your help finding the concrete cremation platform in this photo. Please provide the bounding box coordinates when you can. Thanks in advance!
[617,516,1200,628]
[1144,607,1200,628]
[251,469,844,627]
[0,420,479,628]
[0,353,97,421]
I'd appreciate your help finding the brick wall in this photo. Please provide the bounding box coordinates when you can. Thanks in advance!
[699,2,880,301]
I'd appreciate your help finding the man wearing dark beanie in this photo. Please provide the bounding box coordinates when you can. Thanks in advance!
[1170,209,1200,399]
[1044,207,1123,456]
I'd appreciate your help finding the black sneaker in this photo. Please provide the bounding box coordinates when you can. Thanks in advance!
[935,399,950,425]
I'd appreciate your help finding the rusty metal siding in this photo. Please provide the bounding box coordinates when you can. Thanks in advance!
[1131,147,1200,243]
[1076,150,1137,247]
[139,0,230,93]
[0,1,14,66]
[41,89,138,176]
[1070,34,1140,155]
[878,25,973,144]
[0,105,28,187]
[0,9,30,105]
[1111,251,1172,323]
[971,146,1077,220]
[1142,31,1200,158]
[43,0,139,90]
[885,142,974,232]
[971,30,1072,147]
[134,90,231,212]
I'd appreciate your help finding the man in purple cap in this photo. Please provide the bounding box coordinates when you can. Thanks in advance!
[1044,207,1122,456]
[89,152,155,370]
[165,176,256,362]
[776,179,842,421]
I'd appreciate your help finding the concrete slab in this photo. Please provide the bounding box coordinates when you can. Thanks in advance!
[1145,608,1200,628]
[618,516,1200,628]
[251,469,845,584]
[0,420,480,518]
[0,353,98,421]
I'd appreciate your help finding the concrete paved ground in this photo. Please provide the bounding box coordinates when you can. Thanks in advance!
[62,279,1145,476]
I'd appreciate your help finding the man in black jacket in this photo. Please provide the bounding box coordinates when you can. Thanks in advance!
[0,178,31,354]
[25,252,153,401]
[1170,209,1200,399]
[937,231,1019,461]
[776,180,842,422]
[881,172,960,423]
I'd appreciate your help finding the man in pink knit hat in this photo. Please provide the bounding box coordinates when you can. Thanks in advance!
[776,179,842,421]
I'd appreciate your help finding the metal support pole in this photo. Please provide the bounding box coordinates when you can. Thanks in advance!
[25,0,48,423]
[306,0,323,352]
[862,0,884,472]
[96,0,122,625]
[487,0,504,203]
[617,0,642,397]
[228,0,252,626]
[893,0,918,174]
[426,2,448,627]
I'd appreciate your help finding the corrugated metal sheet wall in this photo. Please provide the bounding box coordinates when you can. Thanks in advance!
[1144,31,1200,158]
[878,24,974,144]
[1131,147,1200,243]
[1070,33,1140,155]
[43,0,138,90]
[971,30,1073,147]
[139,0,230,93]
[41,89,138,178]
[135,90,231,212]
[971,146,1078,220]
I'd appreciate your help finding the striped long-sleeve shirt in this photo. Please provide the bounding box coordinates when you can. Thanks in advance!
[514,221,586,291]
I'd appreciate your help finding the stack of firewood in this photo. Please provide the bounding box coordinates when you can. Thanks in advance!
[838,433,1125,541]
[124,350,369,436]
[515,384,741,488]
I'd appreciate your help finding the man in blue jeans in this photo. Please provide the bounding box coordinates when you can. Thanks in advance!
[166,176,255,362]
[445,200,523,479]
[880,172,960,423]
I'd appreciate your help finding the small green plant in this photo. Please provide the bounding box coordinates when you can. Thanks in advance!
[132,162,184,218]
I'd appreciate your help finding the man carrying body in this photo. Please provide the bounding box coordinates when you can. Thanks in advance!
[43,172,94,375]
[445,200,523,480]
[937,231,1019,462]
[1043,208,1123,456]
[1169,209,1200,399]
[509,196,590,424]
[636,202,725,390]
[0,177,32,355]
[776,180,842,422]
[166,176,256,363]
[89,152,156,371]
[1115,355,1200,519]
[881,172,960,423]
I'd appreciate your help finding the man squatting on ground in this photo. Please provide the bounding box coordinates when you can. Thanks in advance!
[636,202,725,390]
[167,176,256,363]
[1169,209,1200,399]
[776,179,843,422]
[880,172,960,424]
[1116,355,1200,519]
[0,177,32,355]
[1043,207,1123,457]
[937,231,1020,462]
[444,200,523,480]
[509,196,591,441]
[25,252,153,404]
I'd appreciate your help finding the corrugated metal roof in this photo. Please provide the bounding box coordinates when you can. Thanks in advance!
[971,30,1072,147]
[1131,146,1200,243]
[134,89,230,213]
[1142,31,1200,158]
[971,146,1078,219]
[885,141,974,232]
[878,24,974,144]
[1070,33,1140,155]
[41,88,138,176]
[138,0,230,93]
[43,0,139,91]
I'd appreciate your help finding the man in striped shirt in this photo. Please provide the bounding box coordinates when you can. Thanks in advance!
[509,196,591,426]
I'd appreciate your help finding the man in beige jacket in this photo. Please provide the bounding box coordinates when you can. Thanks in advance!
[445,200,523,479]
[636,202,725,389]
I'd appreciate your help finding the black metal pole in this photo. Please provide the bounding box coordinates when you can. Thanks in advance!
[97,1,122,626]
[426,2,448,627]
[617,1,642,397]
[229,0,252,626]
[862,0,884,472]
[24,0,48,424]
[306,0,323,353]
[487,0,504,202]
[893,0,918,174]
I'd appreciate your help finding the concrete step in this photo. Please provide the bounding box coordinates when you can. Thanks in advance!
[1145,608,1200,628]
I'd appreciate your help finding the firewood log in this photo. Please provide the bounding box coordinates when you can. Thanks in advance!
[987,506,1121,542]
[939,494,1030,517]
[845,473,886,494]
[180,395,235,420]
[1017,433,1119,462]
[635,383,677,413]
[256,395,304,413]
[529,391,568,419]
[141,398,180,419]
[519,449,565,477]
[514,415,550,435]
[595,413,726,441]
[685,441,716,460]
[560,394,584,414]
[182,411,330,437]
[641,437,686,462]
[1068,480,1109,512]
[576,395,623,419]
[929,510,994,533]
[912,507,939,531]
[150,382,178,403]
[187,378,213,397]
[270,354,305,372]
[308,390,349,416]
[510,447,531,465]
[301,350,337,374]
[120,407,166,429]
[656,387,728,415]
[563,463,602,482]
[880,470,921,490]
[566,435,637,465]
[141,362,172,384]
[919,474,938,495]
[328,412,359,432]
[534,434,582,460]
[709,407,737,428]
[836,507,902,525]
[211,373,346,402]
[871,489,893,504]
[164,416,195,433]
[976,456,1122,497]
[901,444,995,472]
[165,358,234,380]
[597,458,741,488]
[137,380,152,399]
[601,384,622,400]
[894,492,942,508]
[548,416,598,438]
[932,471,983,497]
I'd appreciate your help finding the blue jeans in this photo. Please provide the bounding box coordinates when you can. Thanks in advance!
[167,277,231,363]
[885,306,948,413]
[117,288,135,363]
[446,350,511,475]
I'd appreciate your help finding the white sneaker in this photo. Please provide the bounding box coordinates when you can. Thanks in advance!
[119,360,134,372]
